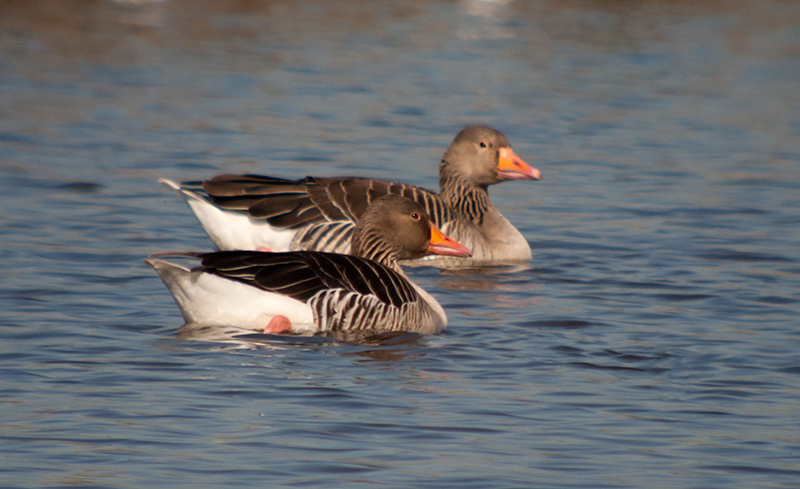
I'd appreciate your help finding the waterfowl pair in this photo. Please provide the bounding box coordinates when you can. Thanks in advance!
[162,125,541,267]
[145,195,471,337]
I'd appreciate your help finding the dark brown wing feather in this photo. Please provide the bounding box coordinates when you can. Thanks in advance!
[184,175,456,230]
[197,250,418,307]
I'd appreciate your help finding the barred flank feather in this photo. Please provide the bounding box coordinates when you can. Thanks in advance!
[310,289,439,333]
[292,220,354,254]
[146,195,454,335]
[166,125,537,266]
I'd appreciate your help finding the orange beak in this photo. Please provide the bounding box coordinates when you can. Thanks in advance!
[427,223,472,258]
[496,147,541,181]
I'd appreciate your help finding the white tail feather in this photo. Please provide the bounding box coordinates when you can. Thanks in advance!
[160,178,297,251]
[145,258,316,332]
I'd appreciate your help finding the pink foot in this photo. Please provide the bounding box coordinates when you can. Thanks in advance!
[263,315,292,334]
[256,246,274,252]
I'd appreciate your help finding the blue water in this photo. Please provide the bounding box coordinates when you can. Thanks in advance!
[2,1,800,487]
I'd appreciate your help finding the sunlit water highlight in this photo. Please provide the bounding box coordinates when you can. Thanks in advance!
[1,1,799,487]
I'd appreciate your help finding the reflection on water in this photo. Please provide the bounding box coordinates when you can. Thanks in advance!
[178,323,426,353]
[2,1,800,488]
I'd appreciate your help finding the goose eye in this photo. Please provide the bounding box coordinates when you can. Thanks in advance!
[411,212,421,220]
[479,141,489,149]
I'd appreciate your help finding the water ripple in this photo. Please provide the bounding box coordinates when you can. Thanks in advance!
[3,2,800,488]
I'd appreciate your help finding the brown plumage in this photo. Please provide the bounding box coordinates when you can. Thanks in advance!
[163,125,541,267]
[145,195,471,338]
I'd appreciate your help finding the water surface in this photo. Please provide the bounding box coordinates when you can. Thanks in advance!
[2,1,799,487]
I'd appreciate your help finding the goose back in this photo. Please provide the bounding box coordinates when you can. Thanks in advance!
[146,195,469,335]
[168,125,539,265]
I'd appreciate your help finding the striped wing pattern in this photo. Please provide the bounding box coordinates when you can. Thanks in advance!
[291,220,355,254]
[192,174,458,231]
[312,288,432,333]
[197,251,431,332]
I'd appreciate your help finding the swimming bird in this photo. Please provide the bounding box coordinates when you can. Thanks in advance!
[145,195,471,337]
[161,125,541,267]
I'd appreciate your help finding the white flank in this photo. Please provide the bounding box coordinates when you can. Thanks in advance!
[145,258,316,333]
[160,178,296,251]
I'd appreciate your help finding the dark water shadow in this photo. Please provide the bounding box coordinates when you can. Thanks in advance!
[174,322,427,361]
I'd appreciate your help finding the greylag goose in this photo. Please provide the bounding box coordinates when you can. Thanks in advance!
[161,125,541,267]
[145,195,471,337]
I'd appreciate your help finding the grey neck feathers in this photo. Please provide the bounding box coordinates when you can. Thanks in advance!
[351,229,402,272]
[439,160,492,226]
